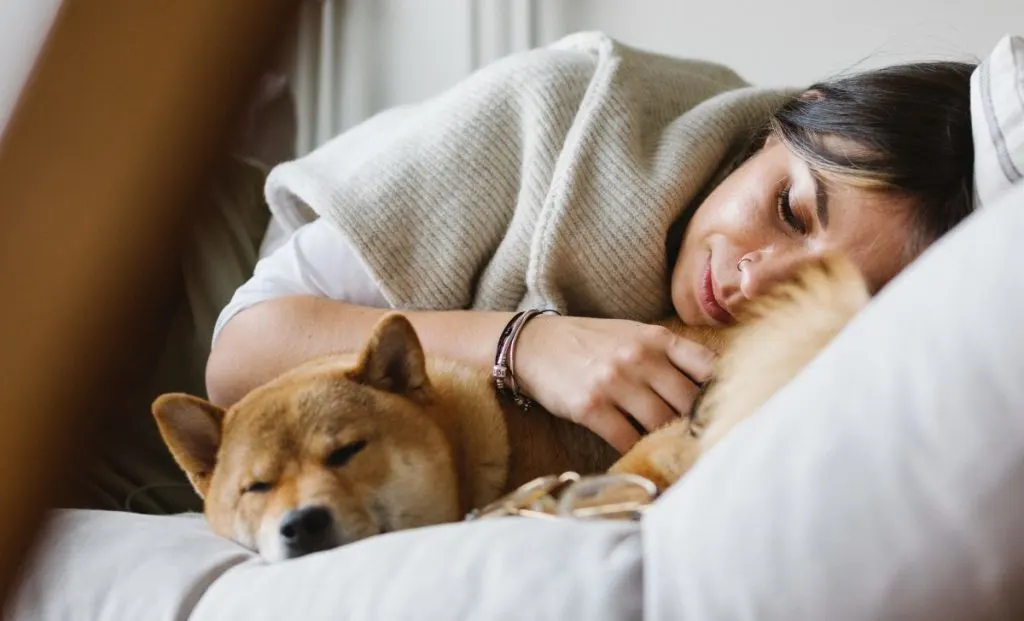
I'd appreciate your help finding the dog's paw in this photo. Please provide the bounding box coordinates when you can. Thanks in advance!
[609,419,703,491]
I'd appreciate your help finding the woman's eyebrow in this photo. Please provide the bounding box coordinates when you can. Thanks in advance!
[810,170,830,230]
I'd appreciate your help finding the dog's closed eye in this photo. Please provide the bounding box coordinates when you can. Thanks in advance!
[242,481,273,494]
[325,440,367,468]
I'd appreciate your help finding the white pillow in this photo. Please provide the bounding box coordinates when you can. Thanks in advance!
[9,510,252,620]
[11,509,644,621]
[972,34,1024,208]
[643,180,1024,620]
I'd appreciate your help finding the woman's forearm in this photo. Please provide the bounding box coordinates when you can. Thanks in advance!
[206,294,713,453]
[205,295,513,407]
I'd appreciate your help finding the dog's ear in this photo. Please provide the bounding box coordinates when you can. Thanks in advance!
[151,393,225,498]
[351,313,432,401]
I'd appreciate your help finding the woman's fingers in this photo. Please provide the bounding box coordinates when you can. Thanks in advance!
[615,325,710,426]
[661,331,715,384]
[612,375,679,432]
[577,404,643,453]
[644,360,703,420]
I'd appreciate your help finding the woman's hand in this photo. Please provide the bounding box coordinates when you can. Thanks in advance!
[513,315,715,453]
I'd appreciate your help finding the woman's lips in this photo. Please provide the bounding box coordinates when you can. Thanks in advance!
[700,258,734,325]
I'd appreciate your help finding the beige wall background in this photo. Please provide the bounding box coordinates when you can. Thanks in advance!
[4,1,1020,154]
[292,0,1021,146]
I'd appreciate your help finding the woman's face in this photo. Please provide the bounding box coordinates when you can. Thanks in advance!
[671,136,918,326]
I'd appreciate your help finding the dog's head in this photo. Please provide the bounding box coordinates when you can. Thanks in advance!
[152,314,462,561]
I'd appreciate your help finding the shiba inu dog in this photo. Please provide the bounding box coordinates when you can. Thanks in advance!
[153,319,620,561]
[153,254,868,561]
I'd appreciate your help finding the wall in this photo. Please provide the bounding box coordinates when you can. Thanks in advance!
[304,0,1022,146]
[2,1,1019,151]
[555,0,1019,85]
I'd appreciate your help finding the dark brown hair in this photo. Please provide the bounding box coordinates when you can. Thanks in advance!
[770,61,977,259]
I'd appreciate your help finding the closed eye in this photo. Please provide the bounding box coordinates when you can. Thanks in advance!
[243,481,273,494]
[776,186,807,234]
[325,440,367,468]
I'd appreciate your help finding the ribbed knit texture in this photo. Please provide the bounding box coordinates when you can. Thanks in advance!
[266,32,796,321]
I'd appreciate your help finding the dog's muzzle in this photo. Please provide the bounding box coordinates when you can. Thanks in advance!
[279,505,338,558]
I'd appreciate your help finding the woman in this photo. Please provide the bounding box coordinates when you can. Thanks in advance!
[208,33,975,454]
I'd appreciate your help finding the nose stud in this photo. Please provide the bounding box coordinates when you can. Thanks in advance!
[737,257,751,271]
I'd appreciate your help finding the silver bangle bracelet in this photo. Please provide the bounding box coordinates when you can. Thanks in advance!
[492,309,560,410]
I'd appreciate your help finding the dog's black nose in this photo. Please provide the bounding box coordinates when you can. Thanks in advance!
[279,506,335,557]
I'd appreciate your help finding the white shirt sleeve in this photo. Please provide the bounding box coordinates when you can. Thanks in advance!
[256,214,293,258]
[211,217,391,345]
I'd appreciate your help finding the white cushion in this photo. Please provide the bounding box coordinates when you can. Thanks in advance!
[8,510,251,621]
[10,509,642,620]
[972,34,1024,208]
[645,180,1024,620]
[191,519,641,621]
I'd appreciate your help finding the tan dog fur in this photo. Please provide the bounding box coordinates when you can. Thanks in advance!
[613,254,870,486]
[153,254,868,560]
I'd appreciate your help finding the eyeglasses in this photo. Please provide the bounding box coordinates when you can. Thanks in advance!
[465,471,660,522]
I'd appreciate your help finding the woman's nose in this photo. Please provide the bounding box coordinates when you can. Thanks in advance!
[739,251,808,301]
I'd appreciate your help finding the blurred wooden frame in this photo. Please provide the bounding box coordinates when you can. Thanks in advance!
[0,0,301,606]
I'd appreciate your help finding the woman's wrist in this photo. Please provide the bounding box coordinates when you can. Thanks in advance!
[499,312,564,405]
[491,309,560,409]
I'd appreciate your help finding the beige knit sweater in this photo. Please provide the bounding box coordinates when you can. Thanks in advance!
[265,32,795,322]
